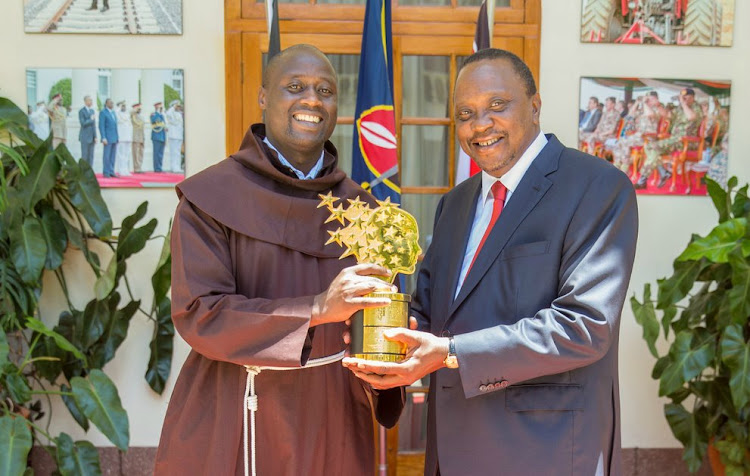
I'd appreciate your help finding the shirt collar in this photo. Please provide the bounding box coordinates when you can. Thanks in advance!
[263,136,325,180]
[480,131,548,202]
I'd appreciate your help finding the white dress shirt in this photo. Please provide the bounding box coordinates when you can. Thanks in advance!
[454,131,548,297]
[263,137,325,180]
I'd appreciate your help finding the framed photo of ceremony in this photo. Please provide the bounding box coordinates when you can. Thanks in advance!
[577,76,731,196]
[580,0,734,46]
[26,67,186,188]
[23,0,183,34]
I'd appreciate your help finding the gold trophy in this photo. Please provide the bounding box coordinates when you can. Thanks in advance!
[318,192,421,362]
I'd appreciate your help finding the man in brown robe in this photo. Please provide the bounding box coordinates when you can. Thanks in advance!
[155,45,404,476]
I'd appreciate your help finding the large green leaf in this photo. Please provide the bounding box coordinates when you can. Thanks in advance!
[93,255,117,301]
[0,97,30,128]
[677,218,750,263]
[146,296,174,394]
[39,203,68,270]
[6,124,42,148]
[631,284,660,358]
[664,403,708,473]
[727,247,750,324]
[0,414,32,476]
[65,160,112,238]
[0,327,9,365]
[731,184,749,220]
[55,432,101,476]
[80,298,111,350]
[4,373,32,404]
[0,260,37,323]
[9,215,48,284]
[26,317,86,362]
[70,369,129,450]
[89,299,139,369]
[60,384,89,431]
[117,219,157,261]
[151,223,171,303]
[118,202,148,242]
[706,176,730,222]
[16,145,60,211]
[656,260,705,309]
[62,219,101,275]
[659,331,715,396]
[720,324,750,410]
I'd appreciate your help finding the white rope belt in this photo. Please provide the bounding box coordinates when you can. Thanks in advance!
[242,350,346,476]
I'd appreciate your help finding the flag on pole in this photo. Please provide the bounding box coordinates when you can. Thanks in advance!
[351,0,400,204]
[455,0,492,185]
[266,0,281,59]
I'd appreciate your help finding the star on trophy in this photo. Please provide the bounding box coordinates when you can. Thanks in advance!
[318,192,421,362]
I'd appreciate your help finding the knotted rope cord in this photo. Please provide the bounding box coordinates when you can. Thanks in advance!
[243,350,346,476]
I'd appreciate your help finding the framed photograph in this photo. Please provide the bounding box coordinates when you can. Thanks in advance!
[27,68,186,188]
[24,0,182,34]
[578,77,731,196]
[580,0,734,46]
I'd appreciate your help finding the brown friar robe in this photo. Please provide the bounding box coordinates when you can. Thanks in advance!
[155,124,404,476]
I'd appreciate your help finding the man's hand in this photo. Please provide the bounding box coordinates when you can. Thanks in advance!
[311,264,395,327]
[102,139,108,145]
[342,327,450,390]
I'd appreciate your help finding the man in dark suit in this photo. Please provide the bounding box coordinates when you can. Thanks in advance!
[344,48,638,476]
[98,98,119,178]
[150,102,166,172]
[579,96,602,133]
[78,95,97,167]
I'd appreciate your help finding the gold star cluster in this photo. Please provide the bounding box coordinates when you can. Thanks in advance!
[318,192,422,282]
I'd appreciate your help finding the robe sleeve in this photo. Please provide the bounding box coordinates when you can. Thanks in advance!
[372,387,405,429]
[171,197,316,367]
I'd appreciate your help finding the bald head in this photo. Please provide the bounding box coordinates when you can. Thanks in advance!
[262,44,337,88]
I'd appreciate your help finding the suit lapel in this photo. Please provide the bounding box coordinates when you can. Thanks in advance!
[434,176,482,320]
[444,135,563,324]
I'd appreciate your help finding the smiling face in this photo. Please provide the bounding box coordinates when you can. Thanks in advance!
[454,58,541,178]
[259,47,338,172]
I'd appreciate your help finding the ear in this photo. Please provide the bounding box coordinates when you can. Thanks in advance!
[258,87,267,110]
[531,93,542,125]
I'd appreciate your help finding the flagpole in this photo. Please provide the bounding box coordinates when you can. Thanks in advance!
[487,0,495,48]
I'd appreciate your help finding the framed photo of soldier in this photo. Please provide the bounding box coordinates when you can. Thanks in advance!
[580,0,734,46]
[23,0,183,34]
[578,77,731,196]
[26,67,186,188]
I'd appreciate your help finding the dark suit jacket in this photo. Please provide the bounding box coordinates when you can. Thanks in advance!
[580,108,603,132]
[98,108,118,143]
[78,107,97,143]
[412,134,638,476]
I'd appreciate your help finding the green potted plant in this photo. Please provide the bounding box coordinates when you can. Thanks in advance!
[632,177,750,476]
[0,97,174,475]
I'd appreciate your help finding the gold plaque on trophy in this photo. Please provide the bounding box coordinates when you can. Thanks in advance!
[318,192,421,362]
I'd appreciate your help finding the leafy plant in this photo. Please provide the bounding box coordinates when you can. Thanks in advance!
[48,79,72,109]
[0,96,174,475]
[163,84,182,110]
[633,177,750,475]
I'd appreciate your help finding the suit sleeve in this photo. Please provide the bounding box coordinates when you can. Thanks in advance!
[98,114,105,139]
[79,109,94,128]
[171,197,316,368]
[410,196,445,333]
[583,109,602,132]
[454,170,638,399]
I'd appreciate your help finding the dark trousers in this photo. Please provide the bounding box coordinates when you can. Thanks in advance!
[103,141,117,176]
[89,0,109,8]
[152,140,165,172]
[80,141,95,167]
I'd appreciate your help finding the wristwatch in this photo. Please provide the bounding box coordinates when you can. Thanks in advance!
[443,337,458,369]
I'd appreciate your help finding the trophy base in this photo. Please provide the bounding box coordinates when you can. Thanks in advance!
[352,353,405,363]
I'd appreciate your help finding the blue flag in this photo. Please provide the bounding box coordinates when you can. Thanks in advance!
[351,0,400,204]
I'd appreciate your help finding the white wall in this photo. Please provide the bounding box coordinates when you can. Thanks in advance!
[1,0,748,450]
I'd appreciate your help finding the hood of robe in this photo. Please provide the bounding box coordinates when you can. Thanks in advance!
[176,124,376,258]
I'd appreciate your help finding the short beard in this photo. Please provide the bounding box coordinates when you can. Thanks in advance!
[486,152,516,175]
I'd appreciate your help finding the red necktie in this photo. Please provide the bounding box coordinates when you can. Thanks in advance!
[467,181,507,273]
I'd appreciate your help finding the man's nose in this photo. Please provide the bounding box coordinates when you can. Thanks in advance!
[472,110,493,132]
[299,88,323,107]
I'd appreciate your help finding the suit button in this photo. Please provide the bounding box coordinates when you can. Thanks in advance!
[498,380,509,389]
[479,385,487,392]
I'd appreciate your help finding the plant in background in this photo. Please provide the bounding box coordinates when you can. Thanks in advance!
[633,177,750,475]
[47,78,72,109]
[0,96,174,475]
